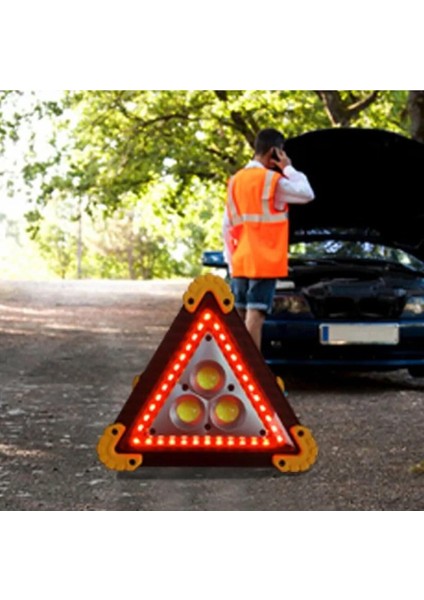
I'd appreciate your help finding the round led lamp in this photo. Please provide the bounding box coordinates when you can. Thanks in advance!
[210,395,245,430]
[190,360,225,398]
[171,394,205,430]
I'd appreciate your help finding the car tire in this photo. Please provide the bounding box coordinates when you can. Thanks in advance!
[407,366,424,378]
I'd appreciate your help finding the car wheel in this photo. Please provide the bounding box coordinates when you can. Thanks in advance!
[407,366,424,378]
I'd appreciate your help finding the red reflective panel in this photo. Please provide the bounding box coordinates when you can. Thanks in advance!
[129,433,284,450]
[127,309,288,450]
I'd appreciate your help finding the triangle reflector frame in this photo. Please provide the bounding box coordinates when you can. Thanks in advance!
[97,275,318,473]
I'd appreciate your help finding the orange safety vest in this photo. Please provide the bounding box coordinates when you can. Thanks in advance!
[226,167,289,278]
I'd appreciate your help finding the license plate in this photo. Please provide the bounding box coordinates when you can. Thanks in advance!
[320,323,399,345]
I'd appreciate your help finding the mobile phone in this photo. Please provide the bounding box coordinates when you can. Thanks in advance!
[270,147,283,173]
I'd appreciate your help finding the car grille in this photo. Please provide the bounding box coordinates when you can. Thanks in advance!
[303,279,407,319]
[306,295,405,319]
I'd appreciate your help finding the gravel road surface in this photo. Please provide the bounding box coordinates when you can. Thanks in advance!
[0,279,423,510]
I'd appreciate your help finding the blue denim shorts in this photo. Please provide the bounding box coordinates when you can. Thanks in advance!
[230,277,277,314]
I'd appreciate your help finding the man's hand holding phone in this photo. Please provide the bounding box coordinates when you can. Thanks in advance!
[270,147,292,172]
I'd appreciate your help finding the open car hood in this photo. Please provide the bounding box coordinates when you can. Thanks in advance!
[284,128,424,261]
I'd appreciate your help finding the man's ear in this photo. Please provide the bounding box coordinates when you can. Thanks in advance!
[264,147,275,163]
[266,146,278,166]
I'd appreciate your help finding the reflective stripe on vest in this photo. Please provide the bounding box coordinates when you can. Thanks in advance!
[227,169,288,225]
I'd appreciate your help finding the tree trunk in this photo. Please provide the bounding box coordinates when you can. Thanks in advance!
[77,201,83,279]
[408,91,424,143]
[315,91,379,127]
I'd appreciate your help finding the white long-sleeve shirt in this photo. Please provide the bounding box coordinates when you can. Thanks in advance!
[223,160,315,266]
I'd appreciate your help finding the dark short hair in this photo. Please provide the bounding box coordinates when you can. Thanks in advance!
[254,128,285,155]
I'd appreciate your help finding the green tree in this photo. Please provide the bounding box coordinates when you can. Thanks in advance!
[20,90,415,220]
[18,91,330,217]
[407,91,424,142]
[2,90,423,279]
[37,224,77,279]
[315,91,411,132]
[30,193,80,279]
[85,200,179,280]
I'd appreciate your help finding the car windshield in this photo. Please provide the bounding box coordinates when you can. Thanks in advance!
[289,240,424,272]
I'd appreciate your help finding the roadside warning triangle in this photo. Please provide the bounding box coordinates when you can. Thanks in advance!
[97,275,318,473]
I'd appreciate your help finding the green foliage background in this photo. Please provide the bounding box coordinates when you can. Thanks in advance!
[0,90,412,279]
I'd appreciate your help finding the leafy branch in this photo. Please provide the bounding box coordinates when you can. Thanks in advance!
[315,91,379,126]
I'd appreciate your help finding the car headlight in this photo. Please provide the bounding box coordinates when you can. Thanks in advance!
[272,294,311,315]
[402,296,424,317]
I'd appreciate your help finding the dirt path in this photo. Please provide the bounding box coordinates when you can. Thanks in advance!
[0,280,423,510]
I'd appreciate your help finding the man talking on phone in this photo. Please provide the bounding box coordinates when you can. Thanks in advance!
[223,128,314,350]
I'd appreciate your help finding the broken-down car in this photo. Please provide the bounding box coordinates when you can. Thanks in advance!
[203,128,424,377]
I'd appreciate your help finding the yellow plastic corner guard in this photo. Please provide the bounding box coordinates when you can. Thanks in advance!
[276,376,285,392]
[272,425,318,473]
[183,274,234,314]
[97,423,142,471]
[132,374,141,389]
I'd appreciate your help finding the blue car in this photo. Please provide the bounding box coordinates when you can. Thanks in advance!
[203,128,424,377]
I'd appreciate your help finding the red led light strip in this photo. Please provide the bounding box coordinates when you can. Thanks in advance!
[128,310,288,451]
